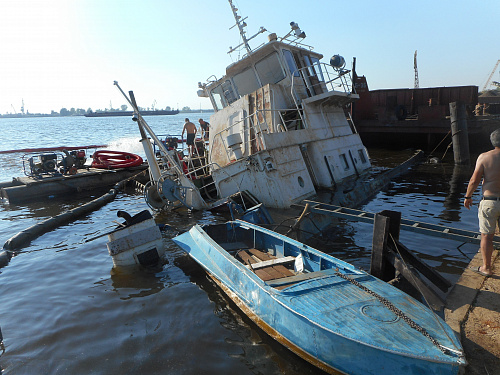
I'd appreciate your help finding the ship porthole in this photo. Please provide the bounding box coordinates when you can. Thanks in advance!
[298,176,304,187]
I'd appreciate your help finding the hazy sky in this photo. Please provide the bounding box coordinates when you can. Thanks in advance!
[1,0,498,114]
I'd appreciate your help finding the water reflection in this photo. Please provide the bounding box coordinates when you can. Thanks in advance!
[0,187,111,218]
[441,164,473,222]
[105,266,170,300]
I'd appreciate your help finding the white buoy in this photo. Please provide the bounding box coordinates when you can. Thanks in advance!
[106,210,165,268]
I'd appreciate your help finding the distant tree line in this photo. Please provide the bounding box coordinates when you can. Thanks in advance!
[1,105,208,118]
[57,105,182,116]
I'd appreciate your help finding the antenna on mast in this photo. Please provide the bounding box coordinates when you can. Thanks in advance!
[227,0,266,55]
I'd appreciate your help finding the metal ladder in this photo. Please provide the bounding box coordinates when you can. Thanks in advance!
[303,200,500,246]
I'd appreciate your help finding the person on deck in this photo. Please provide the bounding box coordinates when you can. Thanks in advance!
[182,118,197,156]
[199,118,210,140]
[464,128,500,277]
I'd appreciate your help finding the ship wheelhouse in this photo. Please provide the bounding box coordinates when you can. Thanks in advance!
[205,39,335,113]
[199,35,370,199]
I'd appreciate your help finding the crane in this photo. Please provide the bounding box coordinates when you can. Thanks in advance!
[483,59,500,91]
[414,50,419,89]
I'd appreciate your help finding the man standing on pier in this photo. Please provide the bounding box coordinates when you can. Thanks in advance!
[464,129,500,276]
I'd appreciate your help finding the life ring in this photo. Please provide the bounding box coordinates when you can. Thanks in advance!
[91,150,143,169]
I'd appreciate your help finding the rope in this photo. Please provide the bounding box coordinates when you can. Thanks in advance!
[427,130,450,161]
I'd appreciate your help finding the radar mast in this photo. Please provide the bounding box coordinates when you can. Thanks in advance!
[227,0,266,56]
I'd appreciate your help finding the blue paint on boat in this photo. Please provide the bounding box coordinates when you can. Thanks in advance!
[173,220,466,375]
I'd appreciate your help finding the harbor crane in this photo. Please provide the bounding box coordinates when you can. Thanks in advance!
[414,50,419,89]
[483,59,500,91]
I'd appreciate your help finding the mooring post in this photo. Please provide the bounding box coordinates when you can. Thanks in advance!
[449,101,470,165]
[371,215,393,281]
[371,210,401,281]
[379,210,401,241]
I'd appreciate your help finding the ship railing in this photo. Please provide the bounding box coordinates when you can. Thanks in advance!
[291,62,353,104]
[151,135,218,200]
[209,104,311,167]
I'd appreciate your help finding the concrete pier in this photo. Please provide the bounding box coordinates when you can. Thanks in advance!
[445,250,500,374]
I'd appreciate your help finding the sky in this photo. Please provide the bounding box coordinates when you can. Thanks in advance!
[0,0,499,115]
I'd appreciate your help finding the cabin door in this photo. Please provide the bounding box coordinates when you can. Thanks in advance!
[293,52,323,97]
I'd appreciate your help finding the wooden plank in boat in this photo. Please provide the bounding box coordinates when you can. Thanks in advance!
[273,265,295,277]
[237,251,256,265]
[256,267,284,281]
[238,250,294,281]
[267,269,338,287]
[246,256,295,270]
[248,248,274,261]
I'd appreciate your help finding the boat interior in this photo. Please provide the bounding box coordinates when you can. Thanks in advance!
[203,222,356,290]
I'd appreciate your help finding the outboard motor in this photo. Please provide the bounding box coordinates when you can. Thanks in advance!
[106,210,166,268]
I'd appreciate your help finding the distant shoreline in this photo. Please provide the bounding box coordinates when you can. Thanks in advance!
[0,109,214,119]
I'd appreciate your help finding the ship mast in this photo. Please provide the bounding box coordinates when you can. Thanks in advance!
[227,0,266,55]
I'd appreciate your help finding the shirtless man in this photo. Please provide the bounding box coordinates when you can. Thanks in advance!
[181,118,197,155]
[199,118,210,140]
[464,128,500,276]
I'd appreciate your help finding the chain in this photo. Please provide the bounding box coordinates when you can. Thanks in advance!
[334,270,448,354]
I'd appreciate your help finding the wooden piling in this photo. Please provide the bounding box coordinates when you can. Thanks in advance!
[370,213,396,281]
[370,210,448,309]
[449,101,470,165]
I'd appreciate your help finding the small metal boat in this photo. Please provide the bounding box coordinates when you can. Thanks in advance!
[173,220,466,375]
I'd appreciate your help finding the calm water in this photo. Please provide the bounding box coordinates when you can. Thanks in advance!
[0,115,482,374]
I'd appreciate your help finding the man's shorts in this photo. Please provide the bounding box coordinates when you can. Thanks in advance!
[186,133,195,146]
[478,199,500,234]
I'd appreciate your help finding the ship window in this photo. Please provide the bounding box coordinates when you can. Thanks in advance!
[310,57,325,82]
[255,52,286,86]
[358,149,367,163]
[233,68,260,97]
[222,80,238,104]
[283,49,300,77]
[211,84,227,110]
[303,55,315,76]
[340,154,349,170]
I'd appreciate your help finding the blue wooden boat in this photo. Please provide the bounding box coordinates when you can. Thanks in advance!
[173,220,466,374]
